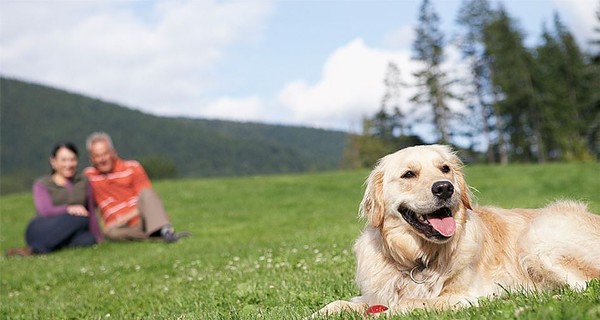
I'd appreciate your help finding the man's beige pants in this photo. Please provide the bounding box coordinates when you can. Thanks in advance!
[104,188,170,241]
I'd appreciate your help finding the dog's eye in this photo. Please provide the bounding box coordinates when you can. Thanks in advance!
[441,165,451,173]
[401,171,416,179]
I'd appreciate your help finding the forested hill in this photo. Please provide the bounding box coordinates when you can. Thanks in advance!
[0,77,349,193]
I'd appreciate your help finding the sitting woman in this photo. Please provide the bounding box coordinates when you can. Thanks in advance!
[7,142,103,256]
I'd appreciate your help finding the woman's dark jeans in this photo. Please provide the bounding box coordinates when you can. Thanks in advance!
[26,214,96,253]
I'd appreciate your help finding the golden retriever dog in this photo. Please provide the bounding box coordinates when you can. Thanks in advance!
[313,145,600,317]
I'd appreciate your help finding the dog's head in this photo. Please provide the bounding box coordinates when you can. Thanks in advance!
[360,145,472,244]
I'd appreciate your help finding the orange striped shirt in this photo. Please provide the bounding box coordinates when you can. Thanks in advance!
[84,158,152,230]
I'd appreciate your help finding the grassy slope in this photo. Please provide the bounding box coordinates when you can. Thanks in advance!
[1,163,599,319]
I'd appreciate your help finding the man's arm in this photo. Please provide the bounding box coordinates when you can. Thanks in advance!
[131,161,153,193]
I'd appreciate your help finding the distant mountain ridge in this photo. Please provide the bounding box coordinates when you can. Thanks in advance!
[0,77,349,193]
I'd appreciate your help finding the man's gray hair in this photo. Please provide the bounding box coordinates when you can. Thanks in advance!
[86,132,114,151]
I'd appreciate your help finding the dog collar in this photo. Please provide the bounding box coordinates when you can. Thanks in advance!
[409,258,428,284]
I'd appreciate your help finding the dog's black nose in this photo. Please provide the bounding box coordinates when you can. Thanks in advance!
[432,181,454,200]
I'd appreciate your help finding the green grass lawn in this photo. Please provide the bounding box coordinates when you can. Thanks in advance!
[1,163,599,319]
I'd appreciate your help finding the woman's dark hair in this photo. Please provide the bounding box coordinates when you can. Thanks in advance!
[51,142,79,158]
[50,142,79,174]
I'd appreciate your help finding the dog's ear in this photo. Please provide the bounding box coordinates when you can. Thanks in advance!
[450,153,472,210]
[359,169,385,228]
[458,172,472,210]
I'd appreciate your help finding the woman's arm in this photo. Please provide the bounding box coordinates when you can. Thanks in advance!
[33,181,68,217]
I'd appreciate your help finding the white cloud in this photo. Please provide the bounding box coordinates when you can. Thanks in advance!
[201,96,266,122]
[276,38,415,130]
[0,0,273,116]
[383,26,415,50]
[194,37,426,131]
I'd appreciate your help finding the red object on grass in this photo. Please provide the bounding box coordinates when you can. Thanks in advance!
[366,304,389,314]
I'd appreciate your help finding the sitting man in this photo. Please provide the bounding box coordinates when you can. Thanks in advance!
[84,132,189,243]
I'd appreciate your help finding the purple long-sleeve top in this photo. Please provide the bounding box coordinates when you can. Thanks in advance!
[32,174,103,242]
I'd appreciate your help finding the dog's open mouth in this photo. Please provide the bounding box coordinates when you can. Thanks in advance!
[398,207,456,240]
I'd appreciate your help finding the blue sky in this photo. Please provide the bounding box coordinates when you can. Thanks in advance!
[0,0,595,132]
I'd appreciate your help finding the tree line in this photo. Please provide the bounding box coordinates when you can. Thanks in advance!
[345,0,599,167]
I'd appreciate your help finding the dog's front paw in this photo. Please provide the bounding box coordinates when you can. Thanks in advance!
[310,300,368,318]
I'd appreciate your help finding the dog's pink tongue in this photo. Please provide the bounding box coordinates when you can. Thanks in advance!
[427,216,456,237]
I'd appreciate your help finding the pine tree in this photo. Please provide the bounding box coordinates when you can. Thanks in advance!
[587,3,600,159]
[411,0,454,144]
[484,6,546,162]
[535,14,591,160]
[456,0,507,163]
[381,62,407,137]
[592,4,600,58]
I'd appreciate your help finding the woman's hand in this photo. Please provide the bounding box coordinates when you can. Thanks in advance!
[67,205,89,216]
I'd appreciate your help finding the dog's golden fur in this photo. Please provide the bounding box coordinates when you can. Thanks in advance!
[314,145,600,317]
